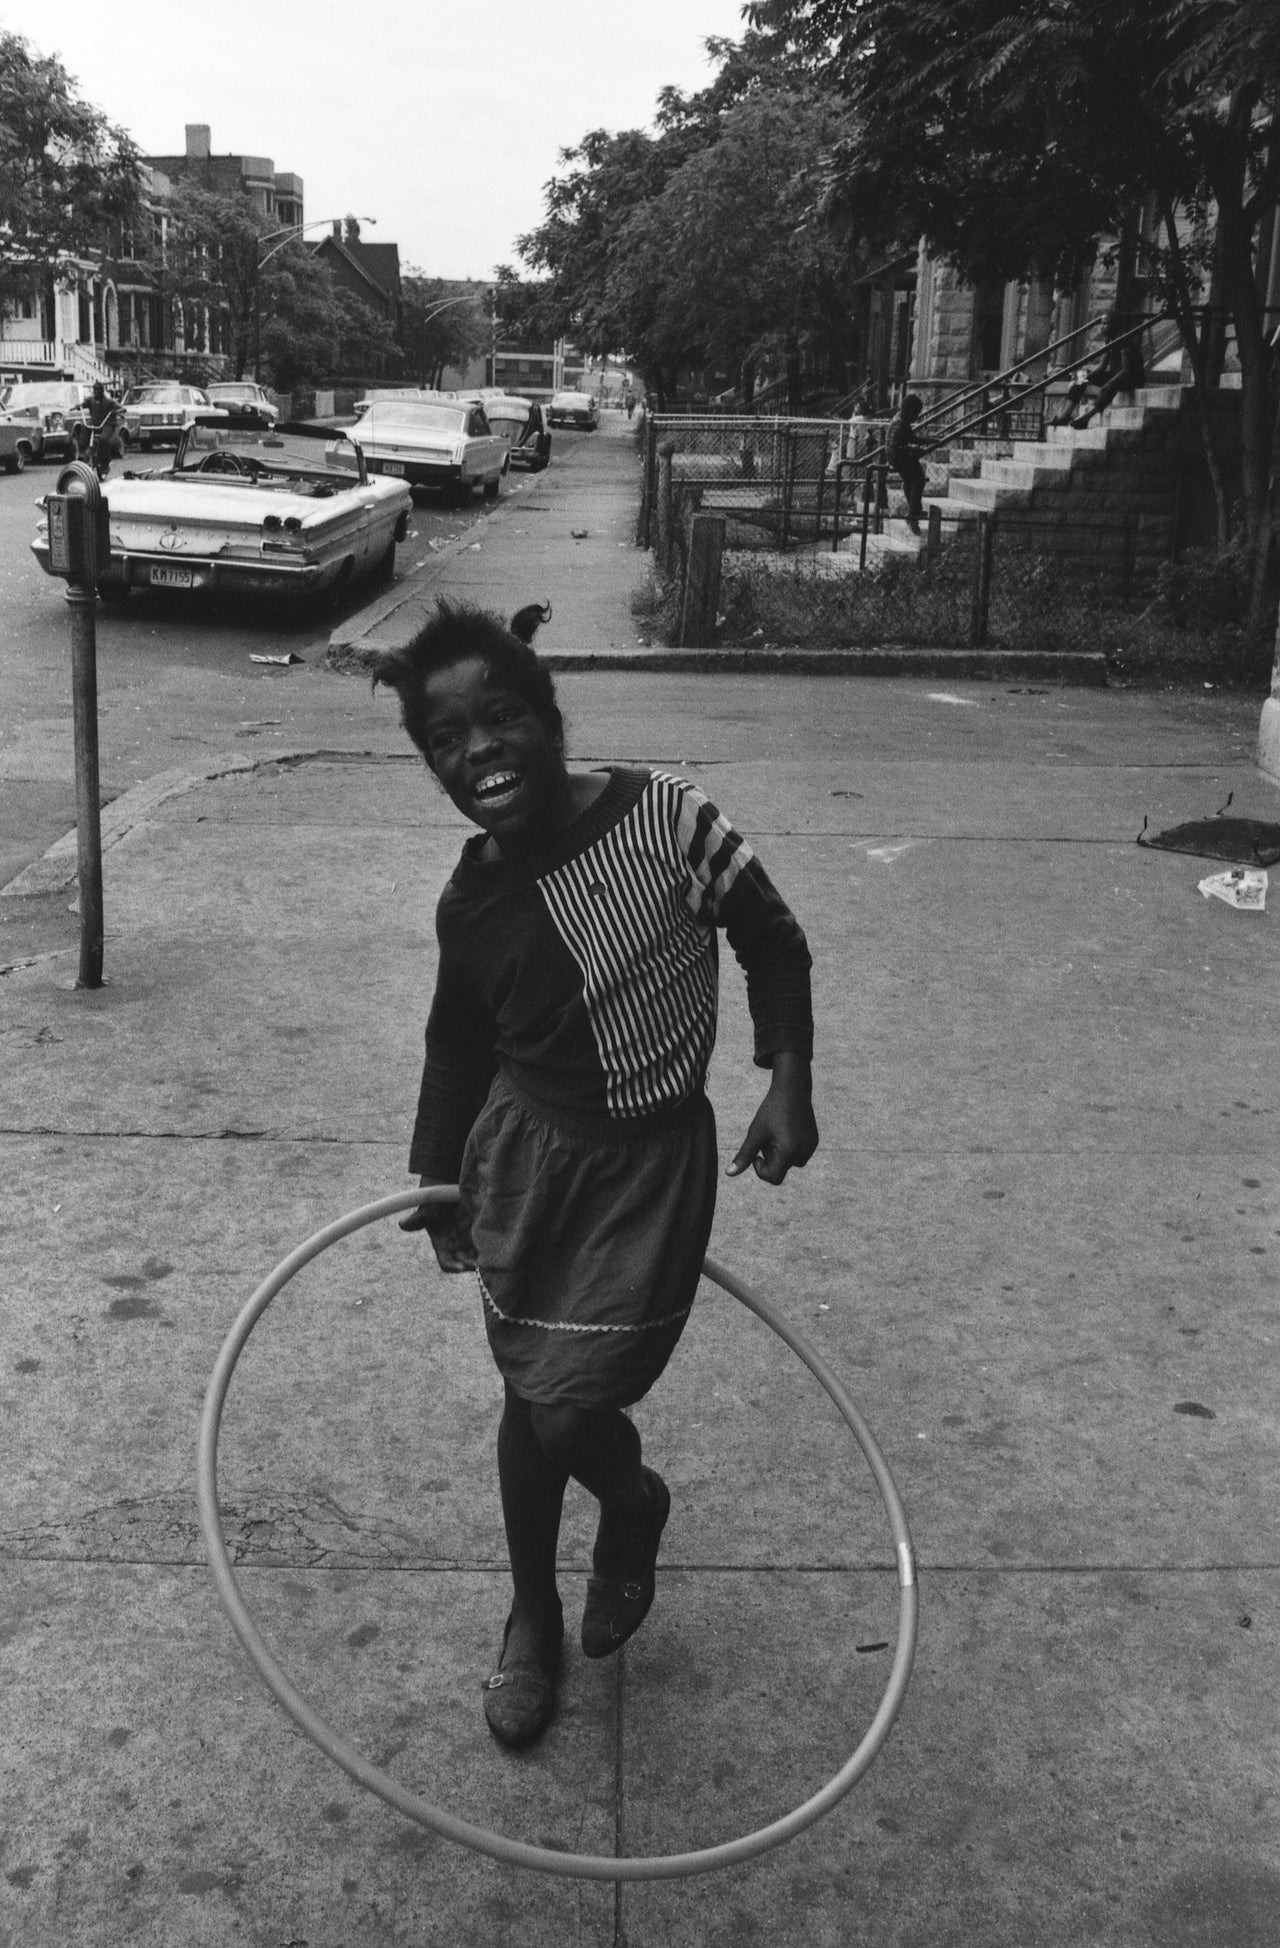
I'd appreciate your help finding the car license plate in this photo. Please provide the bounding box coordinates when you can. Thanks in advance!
[379,460,406,475]
[151,565,193,588]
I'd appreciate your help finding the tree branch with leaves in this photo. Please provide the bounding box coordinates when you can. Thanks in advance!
[0,29,142,307]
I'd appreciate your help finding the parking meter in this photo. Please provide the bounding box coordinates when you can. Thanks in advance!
[45,460,111,588]
[46,460,108,986]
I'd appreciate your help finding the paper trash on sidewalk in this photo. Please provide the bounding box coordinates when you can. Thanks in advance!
[249,652,302,666]
[1198,867,1267,911]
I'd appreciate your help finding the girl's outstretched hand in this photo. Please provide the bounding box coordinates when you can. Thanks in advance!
[727,1053,819,1185]
[399,1185,478,1273]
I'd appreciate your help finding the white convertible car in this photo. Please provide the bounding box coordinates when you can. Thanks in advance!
[32,418,412,606]
[347,397,508,503]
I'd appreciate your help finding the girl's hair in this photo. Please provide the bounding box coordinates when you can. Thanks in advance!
[372,598,561,768]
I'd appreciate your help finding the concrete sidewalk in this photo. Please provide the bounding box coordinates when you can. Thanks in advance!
[2,420,1279,1948]
[328,414,653,667]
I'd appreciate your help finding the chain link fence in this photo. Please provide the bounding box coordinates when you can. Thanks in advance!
[640,412,1184,653]
[708,506,1180,653]
[640,415,892,572]
[638,413,982,579]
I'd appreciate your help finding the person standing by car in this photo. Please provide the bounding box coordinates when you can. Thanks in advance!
[886,393,927,536]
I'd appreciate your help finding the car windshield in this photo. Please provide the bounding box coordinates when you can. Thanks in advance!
[1,383,81,408]
[363,402,467,433]
[175,422,363,486]
[127,385,185,404]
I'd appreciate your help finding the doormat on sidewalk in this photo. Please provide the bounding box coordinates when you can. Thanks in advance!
[1137,812,1280,866]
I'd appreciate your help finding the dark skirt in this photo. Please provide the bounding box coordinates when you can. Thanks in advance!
[458,1072,718,1408]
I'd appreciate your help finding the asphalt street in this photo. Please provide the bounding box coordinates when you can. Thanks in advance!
[0,433,594,964]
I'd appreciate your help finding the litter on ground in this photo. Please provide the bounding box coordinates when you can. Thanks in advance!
[1198,868,1267,911]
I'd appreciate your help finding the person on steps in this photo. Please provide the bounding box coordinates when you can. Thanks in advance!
[887,394,927,535]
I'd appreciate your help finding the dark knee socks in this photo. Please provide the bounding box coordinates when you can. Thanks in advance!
[497,1387,567,1624]
[529,1401,644,1510]
[530,1401,649,1578]
[497,1391,652,1611]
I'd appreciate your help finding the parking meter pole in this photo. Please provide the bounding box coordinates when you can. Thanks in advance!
[46,460,108,990]
[67,583,104,989]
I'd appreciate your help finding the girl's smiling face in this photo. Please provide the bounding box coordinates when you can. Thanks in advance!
[419,656,573,851]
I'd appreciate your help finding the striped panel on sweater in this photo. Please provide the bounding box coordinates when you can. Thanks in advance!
[536,775,745,1116]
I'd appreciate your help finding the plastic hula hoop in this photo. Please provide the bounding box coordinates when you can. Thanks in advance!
[197,1186,918,1881]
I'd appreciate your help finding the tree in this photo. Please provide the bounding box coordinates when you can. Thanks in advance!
[517,126,676,354]
[145,182,398,385]
[606,85,867,407]
[257,249,399,390]
[749,0,1280,626]
[492,267,560,350]
[401,274,489,388]
[0,29,142,307]
[516,31,877,404]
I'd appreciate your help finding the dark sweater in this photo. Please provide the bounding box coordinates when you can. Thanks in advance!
[409,767,813,1179]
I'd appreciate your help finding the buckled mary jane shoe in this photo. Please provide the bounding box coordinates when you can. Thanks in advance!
[482,1611,563,1749]
[581,1467,671,1660]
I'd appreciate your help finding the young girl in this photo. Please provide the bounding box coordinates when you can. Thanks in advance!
[375,599,817,1749]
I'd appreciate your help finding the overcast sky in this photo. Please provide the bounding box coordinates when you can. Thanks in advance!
[4,0,751,278]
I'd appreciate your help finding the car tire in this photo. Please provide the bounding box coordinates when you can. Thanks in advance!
[3,450,22,475]
[483,475,500,500]
[317,560,354,616]
[98,580,131,605]
[373,537,396,583]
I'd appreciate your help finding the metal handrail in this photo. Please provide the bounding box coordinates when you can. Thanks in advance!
[828,314,1166,554]
[910,313,1113,438]
[838,316,1163,489]
[915,314,1160,454]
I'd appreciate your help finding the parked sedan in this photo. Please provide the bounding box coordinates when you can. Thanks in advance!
[346,398,508,502]
[0,381,95,459]
[119,383,224,450]
[0,407,42,471]
[457,392,551,471]
[204,381,281,426]
[549,390,599,430]
[31,418,412,606]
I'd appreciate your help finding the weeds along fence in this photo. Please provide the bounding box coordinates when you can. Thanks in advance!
[638,414,892,571]
[931,508,1173,648]
[713,507,1181,654]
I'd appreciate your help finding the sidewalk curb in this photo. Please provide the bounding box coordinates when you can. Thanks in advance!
[537,646,1110,681]
[325,502,502,668]
[0,750,318,900]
